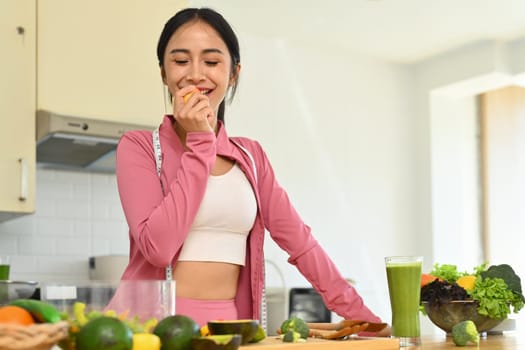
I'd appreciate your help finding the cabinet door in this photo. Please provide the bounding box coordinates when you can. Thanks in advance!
[37,0,186,126]
[0,0,36,221]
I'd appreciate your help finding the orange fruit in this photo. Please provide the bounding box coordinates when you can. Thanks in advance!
[183,88,200,103]
[456,275,477,291]
[421,273,438,287]
[183,92,194,103]
[0,305,35,325]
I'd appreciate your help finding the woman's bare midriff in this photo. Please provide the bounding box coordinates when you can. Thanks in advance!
[173,261,240,299]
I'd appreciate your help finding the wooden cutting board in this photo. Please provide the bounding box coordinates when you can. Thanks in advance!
[240,336,399,349]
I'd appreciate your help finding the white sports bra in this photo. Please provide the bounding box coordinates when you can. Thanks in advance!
[152,127,258,274]
[178,164,257,265]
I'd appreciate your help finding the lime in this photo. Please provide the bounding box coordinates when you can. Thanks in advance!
[153,314,200,350]
[76,316,133,350]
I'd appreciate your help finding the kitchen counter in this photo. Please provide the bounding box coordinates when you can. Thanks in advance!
[239,332,525,349]
[240,336,398,349]
[413,332,525,349]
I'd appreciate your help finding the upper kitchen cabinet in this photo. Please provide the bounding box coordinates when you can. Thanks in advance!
[37,0,187,126]
[0,0,36,222]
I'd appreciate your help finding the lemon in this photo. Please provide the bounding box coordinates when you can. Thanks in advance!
[132,333,161,350]
[200,324,210,336]
[456,275,477,291]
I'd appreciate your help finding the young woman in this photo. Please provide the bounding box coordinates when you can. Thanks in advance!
[109,7,390,335]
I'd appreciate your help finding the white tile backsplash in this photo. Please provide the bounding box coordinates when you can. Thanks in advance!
[0,236,17,254]
[18,237,58,255]
[0,168,129,282]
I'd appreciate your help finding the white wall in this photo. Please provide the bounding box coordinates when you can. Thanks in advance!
[225,34,417,321]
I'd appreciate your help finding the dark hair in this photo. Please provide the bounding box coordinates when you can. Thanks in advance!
[157,8,240,123]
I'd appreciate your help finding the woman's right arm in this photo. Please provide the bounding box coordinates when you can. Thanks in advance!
[116,131,216,268]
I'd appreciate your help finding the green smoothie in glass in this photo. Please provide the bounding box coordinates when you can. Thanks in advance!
[386,256,422,346]
[0,263,9,304]
[0,264,9,280]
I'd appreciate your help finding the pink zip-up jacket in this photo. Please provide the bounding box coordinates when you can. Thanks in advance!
[112,115,382,324]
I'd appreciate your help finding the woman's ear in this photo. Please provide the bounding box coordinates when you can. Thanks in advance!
[160,67,167,85]
[229,63,241,86]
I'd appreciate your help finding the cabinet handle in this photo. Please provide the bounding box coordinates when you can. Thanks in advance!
[18,158,28,201]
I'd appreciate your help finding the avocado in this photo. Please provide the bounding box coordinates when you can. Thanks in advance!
[153,314,200,350]
[9,299,62,323]
[207,319,259,344]
[75,316,133,350]
[192,334,242,350]
[249,324,266,343]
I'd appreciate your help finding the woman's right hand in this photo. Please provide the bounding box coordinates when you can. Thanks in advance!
[375,324,392,337]
[173,85,215,133]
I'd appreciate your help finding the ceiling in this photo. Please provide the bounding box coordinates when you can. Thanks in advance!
[190,0,525,63]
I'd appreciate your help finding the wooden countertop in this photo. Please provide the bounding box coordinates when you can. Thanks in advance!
[414,332,525,349]
[240,332,525,349]
[239,336,399,349]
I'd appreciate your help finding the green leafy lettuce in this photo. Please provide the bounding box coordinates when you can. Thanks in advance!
[430,263,467,283]
[470,277,524,319]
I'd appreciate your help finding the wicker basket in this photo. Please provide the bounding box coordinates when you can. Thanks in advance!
[0,321,69,350]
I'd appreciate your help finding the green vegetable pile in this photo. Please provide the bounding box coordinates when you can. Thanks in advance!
[422,263,524,320]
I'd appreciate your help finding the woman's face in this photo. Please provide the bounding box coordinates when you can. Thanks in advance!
[162,20,237,121]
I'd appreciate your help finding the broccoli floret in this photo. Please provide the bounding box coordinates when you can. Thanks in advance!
[282,330,301,343]
[280,317,309,339]
[451,320,479,346]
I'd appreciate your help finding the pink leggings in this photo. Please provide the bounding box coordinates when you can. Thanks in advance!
[176,297,238,326]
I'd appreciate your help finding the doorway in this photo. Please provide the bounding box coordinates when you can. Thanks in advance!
[430,85,525,329]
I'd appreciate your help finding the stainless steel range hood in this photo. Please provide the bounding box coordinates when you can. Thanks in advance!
[36,110,154,173]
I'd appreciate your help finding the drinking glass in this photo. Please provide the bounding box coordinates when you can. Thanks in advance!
[385,256,423,347]
[0,256,10,280]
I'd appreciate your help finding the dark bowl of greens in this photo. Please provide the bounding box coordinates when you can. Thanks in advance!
[421,300,504,333]
[420,263,524,334]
